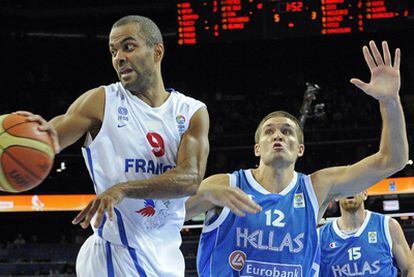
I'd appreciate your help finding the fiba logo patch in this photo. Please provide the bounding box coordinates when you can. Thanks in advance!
[294,193,305,208]
[176,115,186,134]
[368,231,377,243]
[118,106,128,115]
[229,250,246,271]
[146,132,165,157]
[117,106,129,127]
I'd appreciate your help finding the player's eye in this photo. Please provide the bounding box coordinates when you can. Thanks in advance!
[124,43,135,51]
[264,129,273,135]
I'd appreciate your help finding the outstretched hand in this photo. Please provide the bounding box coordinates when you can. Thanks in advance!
[72,185,125,229]
[351,41,401,102]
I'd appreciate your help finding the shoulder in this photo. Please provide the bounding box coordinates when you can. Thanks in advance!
[318,221,333,235]
[67,87,105,121]
[388,216,402,233]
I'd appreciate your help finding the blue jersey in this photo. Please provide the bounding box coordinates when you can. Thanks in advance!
[197,169,320,277]
[319,211,397,277]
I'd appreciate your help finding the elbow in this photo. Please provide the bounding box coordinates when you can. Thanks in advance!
[381,156,408,175]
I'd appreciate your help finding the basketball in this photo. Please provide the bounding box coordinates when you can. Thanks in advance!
[0,114,55,192]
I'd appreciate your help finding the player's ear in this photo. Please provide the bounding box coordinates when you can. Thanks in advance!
[254,143,261,157]
[362,190,368,200]
[154,43,164,62]
[297,144,305,157]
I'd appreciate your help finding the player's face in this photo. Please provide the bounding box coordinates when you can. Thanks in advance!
[339,192,366,213]
[254,117,304,167]
[109,23,159,93]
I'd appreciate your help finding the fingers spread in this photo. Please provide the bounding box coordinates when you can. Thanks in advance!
[362,45,376,73]
[369,40,384,66]
[350,78,368,91]
[81,199,101,229]
[72,201,93,224]
[393,48,401,70]
[382,41,392,66]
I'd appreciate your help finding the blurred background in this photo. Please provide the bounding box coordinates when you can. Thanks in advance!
[0,0,413,275]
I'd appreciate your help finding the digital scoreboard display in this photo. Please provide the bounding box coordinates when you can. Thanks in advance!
[176,0,411,44]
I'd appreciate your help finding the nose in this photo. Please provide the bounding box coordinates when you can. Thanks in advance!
[273,130,283,141]
[113,50,126,65]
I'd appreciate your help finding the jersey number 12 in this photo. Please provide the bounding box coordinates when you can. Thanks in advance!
[265,209,286,227]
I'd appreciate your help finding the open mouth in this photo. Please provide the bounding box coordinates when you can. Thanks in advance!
[120,67,134,76]
[273,142,284,150]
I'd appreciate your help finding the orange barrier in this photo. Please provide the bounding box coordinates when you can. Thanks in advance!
[0,194,95,212]
[1,176,413,212]
[367,176,414,196]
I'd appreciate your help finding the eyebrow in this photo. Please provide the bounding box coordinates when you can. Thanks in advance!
[109,36,137,48]
[263,123,294,129]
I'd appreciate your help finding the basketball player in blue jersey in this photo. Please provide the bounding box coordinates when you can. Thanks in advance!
[15,15,210,276]
[319,191,414,276]
[186,40,408,276]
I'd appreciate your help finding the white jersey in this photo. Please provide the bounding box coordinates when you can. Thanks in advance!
[81,82,205,276]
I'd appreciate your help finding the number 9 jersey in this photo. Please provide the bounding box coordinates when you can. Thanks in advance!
[197,169,320,277]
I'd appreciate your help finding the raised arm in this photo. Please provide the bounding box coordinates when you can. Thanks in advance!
[389,218,414,276]
[74,107,211,228]
[311,41,408,219]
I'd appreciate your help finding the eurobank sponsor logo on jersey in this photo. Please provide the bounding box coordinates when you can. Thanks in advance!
[124,158,175,174]
[240,260,302,277]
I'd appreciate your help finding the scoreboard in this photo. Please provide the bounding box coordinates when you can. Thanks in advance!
[176,0,412,44]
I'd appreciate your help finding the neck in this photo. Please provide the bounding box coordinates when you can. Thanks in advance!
[337,207,367,232]
[251,163,295,194]
[130,75,168,107]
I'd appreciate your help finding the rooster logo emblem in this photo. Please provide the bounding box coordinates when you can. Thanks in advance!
[136,199,156,217]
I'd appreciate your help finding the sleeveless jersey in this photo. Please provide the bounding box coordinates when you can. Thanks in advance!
[197,169,320,277]
[319,211,397,277]
[81,82,205,276]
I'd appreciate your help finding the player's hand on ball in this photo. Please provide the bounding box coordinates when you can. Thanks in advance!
[13,111,60,154]
[350,41,401,102]
[72,185,125,229]
[200,185,262,217]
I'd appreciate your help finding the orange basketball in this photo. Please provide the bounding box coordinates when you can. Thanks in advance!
[0,114,55,192]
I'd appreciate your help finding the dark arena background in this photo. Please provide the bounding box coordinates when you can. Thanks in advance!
[1,0,414,276]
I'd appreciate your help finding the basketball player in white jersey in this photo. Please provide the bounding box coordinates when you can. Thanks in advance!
[186,41,408,276]
[16,15,210,276]
[319,191,414,276]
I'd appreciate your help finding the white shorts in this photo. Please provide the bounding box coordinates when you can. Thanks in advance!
[76,234,148,277]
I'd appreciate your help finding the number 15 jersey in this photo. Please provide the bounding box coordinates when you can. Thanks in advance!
[197,169,320,277]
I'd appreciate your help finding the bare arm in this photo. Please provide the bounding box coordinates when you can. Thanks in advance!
[74,107,211,228]
[16,87,104,153]
[185,174,261,221]
[49,87,104,151]
[311,41,408,219]
[389,218,414,276]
